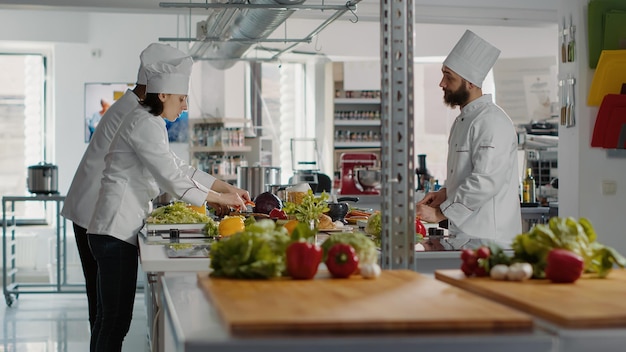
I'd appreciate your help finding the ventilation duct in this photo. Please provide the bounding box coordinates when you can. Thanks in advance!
[190,0,306,69]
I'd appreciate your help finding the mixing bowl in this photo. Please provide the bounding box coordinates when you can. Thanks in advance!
[354,167,381,190]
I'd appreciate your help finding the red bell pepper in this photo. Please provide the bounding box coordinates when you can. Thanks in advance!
[325,243,359,278]
[545,248,584,283]
[286,241,322,280]
[415,217,427,236]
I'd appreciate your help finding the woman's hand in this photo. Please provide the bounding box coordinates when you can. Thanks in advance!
[211,180,251,202]
[206,190,247,211]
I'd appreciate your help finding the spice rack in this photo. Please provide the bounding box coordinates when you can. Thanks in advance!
[188,118,252,183]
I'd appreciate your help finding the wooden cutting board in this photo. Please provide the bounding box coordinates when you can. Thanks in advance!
[435,269,626,329]
[197,270,532,336]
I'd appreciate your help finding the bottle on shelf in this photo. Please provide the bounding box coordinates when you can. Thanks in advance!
[522,168,536,203]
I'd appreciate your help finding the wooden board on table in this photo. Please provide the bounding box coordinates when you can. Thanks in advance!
[435,269,626,329]
[197,269,532,336]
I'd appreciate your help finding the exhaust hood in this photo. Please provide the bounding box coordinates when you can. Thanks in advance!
[159,0,360,69]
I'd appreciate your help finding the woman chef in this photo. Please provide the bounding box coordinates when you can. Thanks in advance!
[86,46,248,352]
[416,30,522,247]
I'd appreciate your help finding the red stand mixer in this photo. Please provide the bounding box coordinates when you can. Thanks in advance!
[339,153,381,195]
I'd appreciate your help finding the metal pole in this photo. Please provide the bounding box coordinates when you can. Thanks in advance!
[380,0,415,270]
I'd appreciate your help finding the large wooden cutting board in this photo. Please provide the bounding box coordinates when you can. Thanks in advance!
[435,269,626,329]
[197,270,532,336]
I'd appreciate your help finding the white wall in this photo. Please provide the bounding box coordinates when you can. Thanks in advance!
[557,0,626,255]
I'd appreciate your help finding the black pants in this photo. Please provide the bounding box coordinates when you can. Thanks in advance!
[88,234,138,352]
[73,223,98,330]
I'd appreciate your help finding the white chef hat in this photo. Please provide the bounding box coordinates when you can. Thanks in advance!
[136,43,190,87]
[144,53,193,95]
[442,30,501,88]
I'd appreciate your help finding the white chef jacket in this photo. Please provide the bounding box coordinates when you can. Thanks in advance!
[439,94,522,245]
[62,90,140,229]
[87,106,217,246]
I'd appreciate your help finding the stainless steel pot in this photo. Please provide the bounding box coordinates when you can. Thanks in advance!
[27,162,58,194]
[237,166,281,199]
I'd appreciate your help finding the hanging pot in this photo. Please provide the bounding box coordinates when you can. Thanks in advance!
[27,162,58,195]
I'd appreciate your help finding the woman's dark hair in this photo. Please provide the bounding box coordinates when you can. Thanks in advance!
[141,93,164,116]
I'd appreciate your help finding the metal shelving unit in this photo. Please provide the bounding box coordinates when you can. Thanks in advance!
[2,195,84,307]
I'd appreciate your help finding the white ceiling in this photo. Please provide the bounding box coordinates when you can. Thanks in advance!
[0,0,558,26]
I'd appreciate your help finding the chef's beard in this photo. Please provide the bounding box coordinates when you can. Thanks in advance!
[443,82,470,108]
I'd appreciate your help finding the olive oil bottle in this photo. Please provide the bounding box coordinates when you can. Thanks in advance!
[522,168,536,203]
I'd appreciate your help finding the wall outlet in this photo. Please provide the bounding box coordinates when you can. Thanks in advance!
[602,180,617,195]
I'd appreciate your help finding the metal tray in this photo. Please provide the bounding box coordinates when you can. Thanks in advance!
[165,244,211,258]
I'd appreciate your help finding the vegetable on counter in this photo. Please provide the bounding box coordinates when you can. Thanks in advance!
[511,216,626,278]
[544,248,584,283]
[325,243,359,278]
[360,262,381,279]
[209,219,290,279]
[320,231,378,266]
[283,190,330,227]
[146,201,211,224]
[286,241,322,280]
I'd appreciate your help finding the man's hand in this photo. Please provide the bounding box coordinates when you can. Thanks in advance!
[417,188,447,207]
[416,204,446,224]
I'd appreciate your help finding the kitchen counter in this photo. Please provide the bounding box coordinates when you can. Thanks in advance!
[160,272,555,352]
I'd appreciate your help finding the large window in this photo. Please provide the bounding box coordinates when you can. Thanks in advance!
[254,62,308,184]
[0,53,48,218]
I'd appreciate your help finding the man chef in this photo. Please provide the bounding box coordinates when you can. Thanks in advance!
[416,30,522,246]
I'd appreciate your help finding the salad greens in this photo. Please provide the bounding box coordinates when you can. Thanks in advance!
[320,231,378,265]
[365,211,382,246]
[511,216,626,278]
[209,219,291,279]
[283,190,330,226]
[146,201,210,224]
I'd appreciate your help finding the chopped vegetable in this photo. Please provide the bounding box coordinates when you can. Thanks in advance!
[146,201,211,224]
[286,241,322,280]
[209,219,290,279]
[321,231,378,266]
[325,243,359,278]
[544,248,584,283]
[511,217,626,278]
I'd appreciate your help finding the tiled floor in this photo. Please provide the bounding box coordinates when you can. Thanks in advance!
[0,290,148,352]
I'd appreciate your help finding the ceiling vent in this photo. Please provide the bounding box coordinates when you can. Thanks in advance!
[160,0,361,69]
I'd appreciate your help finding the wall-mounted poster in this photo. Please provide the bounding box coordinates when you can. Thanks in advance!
[84,82,189,143]
[84,82,133,142]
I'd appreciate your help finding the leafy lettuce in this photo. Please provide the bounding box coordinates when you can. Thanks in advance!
[511,217,626,278]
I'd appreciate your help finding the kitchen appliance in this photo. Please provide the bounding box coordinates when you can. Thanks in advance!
[237,166,281,199]
[27,162,58,195]
[338,153,380,195]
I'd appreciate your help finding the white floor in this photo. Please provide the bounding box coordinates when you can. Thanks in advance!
[0,290,148,352]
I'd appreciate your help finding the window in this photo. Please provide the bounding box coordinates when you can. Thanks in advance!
[253,62,308,184]
[0,53,48,219]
